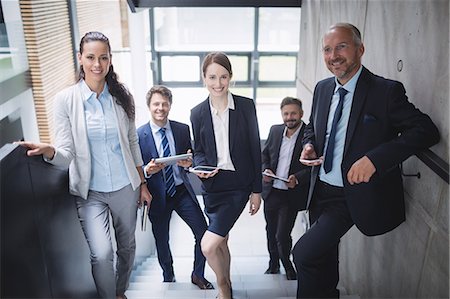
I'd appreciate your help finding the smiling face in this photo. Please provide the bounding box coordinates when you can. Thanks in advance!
[148,92,171,127]
[322,26,364,85]
[281,103,303,130]
[203,62,231,99]
[78,40,111,86]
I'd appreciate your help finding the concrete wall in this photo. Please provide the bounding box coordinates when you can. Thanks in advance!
[296,0,449,297]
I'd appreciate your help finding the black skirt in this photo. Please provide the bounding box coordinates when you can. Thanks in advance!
[202,189,251,237]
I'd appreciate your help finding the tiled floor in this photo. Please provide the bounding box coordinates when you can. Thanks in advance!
[126,197,356,299]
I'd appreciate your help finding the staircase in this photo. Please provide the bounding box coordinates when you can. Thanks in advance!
[125,199,358,299]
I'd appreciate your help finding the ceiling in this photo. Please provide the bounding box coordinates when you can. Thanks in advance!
[126,0,301,12]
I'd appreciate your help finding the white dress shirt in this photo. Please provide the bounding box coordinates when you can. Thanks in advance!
[209,92,236,171]
[273,123,302,190]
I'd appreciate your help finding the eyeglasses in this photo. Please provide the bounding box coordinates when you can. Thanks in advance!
[322,43,349,55]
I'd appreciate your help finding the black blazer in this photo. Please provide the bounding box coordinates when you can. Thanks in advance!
[303,66,439,236]
[137,120,198,217]
[190,94,262,193]
[261,123,310,211]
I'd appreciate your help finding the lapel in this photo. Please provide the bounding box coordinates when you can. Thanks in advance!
[228,95,237,151]
[273,125,284,167]
[316,80,336,155]
[169,121,180,154]
[343,67,370,156]
[290,123,304,170]
[143,123,159,158]
[202,100,218,162]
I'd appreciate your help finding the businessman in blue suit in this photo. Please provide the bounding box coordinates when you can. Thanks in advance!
[137,85,213,290]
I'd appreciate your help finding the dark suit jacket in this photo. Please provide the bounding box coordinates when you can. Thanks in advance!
[190,94,262,193]
[303,66,439,236]
[137,120,198,217]
[262,123,310,211]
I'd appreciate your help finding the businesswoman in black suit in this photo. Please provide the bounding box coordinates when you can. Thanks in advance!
[190,52,262,299]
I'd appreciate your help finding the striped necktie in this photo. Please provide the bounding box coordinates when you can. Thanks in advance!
[159,128,176,197]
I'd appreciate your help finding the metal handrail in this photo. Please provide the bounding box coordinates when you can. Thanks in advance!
[416,149,449,184]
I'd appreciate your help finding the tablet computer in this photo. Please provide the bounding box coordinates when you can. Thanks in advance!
[262,170,289,182]
[188,165,218,174]
[154,153,192,165]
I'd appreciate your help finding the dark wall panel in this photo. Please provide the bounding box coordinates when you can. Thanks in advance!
[0,144,97,298]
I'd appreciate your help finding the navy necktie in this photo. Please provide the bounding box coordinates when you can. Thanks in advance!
[324,87,348,173]
[159,128,176,197]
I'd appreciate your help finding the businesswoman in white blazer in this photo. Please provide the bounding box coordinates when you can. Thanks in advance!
[18,31,151,299]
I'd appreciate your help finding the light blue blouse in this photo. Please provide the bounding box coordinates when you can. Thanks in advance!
[81,80,130,192]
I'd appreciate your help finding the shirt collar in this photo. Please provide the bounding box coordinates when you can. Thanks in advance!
[149,120,170,135]
[209,92,235,115]
[334,65,363,94]
[80,80,109,102]
[283,121,303,138]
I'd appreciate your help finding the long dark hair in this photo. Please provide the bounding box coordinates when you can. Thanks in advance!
[78,31,135,120]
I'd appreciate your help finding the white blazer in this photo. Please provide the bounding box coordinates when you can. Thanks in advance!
[47,81,143,199]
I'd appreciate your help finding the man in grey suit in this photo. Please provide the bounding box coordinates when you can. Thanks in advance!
[293,23,439,298]
[261,97,310,280]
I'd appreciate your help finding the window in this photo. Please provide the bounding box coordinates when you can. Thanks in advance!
[0,0,29,82]
[154,7,254,51]
[148,7,300,139]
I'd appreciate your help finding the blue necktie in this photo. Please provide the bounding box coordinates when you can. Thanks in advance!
[160,128,176,197]
[324,87,348,173]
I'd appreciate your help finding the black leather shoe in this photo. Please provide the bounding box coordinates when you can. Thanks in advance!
[191,274,214,289]
[264,266,280,274]
[285,268,297,280]
[163,275,176,282]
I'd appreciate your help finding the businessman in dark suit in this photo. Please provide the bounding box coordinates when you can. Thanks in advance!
[261,97,310,280]
[292,23,440,298]
[137,86,213,290]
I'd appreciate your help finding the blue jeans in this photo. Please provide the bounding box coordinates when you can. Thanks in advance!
[76,184,139,298]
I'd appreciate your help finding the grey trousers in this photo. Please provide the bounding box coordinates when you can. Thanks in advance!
[76,184,139,298]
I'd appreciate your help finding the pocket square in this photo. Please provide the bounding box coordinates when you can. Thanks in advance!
[363,114,377,123]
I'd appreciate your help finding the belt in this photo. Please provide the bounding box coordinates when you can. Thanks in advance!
[316,179,344,196]
[271,187,289,193]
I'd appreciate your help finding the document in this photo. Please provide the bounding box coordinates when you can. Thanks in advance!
[141,203,148,231]
[262,170,289,182]
[154,153,192,165]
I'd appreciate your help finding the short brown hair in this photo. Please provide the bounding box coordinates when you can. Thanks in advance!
[146,85,172,107]
[280,96,303,110]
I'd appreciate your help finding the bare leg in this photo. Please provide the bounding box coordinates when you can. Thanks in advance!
[201,231,232,299]
[222,235,231,287]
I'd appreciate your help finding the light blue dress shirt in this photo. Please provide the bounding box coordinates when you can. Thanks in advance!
[319,66,363,187]
[81,80,130,192]
[150,121,183,186]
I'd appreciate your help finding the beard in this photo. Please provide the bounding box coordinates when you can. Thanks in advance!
[285,119,300,129]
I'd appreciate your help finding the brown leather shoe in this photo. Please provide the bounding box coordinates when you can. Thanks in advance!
[191,274,214,289]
